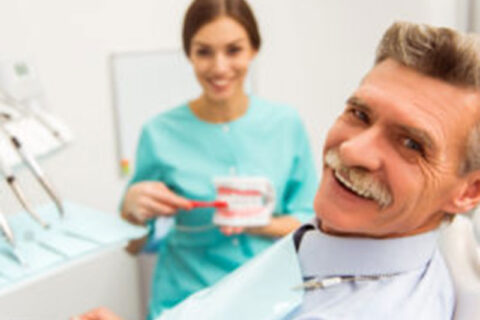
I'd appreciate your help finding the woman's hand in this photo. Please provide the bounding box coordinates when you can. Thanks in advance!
[219,216,302,238]
[219,226,246,236]
[71,307,124,320]
[122,181,192,225]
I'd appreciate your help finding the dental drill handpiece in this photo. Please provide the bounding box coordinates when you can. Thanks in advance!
[10,136,64,217]
[0,116,64,217]
[0,207,26,266]
[0,208,14,246]
[0,154,49,228]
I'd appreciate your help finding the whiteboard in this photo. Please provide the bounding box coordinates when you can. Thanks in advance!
[110,50,255,177]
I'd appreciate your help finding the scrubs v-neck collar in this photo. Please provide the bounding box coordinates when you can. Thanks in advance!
[185,95,256,128]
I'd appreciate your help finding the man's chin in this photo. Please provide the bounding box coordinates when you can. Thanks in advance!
[314,202,380,236]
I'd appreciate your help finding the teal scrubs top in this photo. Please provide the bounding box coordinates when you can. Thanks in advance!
[127,95,318,319]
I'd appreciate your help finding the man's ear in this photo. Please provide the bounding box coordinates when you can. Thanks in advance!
[443,172,480,213]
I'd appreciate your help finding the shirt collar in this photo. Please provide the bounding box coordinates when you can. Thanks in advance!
[297,222,439,278]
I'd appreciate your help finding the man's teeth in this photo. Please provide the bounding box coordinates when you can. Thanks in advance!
[334,170,373,200]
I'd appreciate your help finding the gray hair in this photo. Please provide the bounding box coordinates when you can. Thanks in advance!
[375,21,480,174]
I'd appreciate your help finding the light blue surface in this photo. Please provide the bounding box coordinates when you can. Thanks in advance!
[53,202,147,244]
[127,95,318,319]
[0,248,27,280]
[0,201,147,290]
[34,230,97,258]
[158,235,303,320]
[0,275,8,286]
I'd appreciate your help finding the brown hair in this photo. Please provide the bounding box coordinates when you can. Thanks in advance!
[182,0,261,56]
[375,21,480,174]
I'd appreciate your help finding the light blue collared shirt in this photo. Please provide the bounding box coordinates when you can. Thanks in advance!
[290,224,455,319]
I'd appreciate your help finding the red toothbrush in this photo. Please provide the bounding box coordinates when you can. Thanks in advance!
[189,200,229,209]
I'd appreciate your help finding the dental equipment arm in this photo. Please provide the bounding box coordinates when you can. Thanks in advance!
[0,90,67,143]
[23,99,66,143]
[0,59,71,144]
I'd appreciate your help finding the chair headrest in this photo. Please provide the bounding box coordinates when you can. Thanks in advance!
[439,214,480,320]
[473,209,480,243]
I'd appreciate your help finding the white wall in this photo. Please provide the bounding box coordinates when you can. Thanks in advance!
[474,0,480,31]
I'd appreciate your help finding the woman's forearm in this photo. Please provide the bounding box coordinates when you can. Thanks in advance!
[246,216,302,238]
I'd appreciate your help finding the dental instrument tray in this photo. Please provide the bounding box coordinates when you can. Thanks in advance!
[0,201,147,294]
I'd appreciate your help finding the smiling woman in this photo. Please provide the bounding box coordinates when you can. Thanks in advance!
[187,16,256,121]
[112,0,318,319]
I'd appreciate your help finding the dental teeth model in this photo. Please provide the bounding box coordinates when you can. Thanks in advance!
[213,177,275,227]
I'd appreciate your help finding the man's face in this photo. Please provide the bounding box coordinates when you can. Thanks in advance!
[314,59,480,238]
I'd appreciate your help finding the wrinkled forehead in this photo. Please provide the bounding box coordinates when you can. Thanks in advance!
[357,60,480,152]
[362,59,480,116]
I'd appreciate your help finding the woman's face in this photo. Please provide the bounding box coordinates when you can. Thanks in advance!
[189,16,257,103]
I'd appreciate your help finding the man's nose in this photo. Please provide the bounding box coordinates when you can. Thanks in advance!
[338,128,383,171]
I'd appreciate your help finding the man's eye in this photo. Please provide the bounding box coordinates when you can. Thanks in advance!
[351,109,369,124]
[403,138,425,155]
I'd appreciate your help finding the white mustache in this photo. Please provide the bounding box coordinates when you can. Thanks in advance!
[325,148,392,208]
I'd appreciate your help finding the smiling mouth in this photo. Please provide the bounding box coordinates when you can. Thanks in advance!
[209,78,232,90]
[333,169,376,202]
[324,148,392,208]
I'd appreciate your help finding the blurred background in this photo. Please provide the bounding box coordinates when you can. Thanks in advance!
[0,0,477,214]
[0,0,478,319]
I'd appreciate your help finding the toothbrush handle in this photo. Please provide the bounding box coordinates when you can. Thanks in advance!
[190,200,228,209]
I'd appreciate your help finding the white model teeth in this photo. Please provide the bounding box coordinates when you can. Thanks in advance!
[334,170,372,200]
[221,195,263,209]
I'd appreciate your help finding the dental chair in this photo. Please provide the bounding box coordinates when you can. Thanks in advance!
[439,210,480,320]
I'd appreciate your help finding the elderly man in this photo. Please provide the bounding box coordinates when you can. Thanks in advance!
[76,21,480,320]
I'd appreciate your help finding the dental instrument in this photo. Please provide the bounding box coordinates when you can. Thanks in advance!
[0,209,14,246]
[0,113,64,217]
[0,208,26,266]
[0,154,49,228]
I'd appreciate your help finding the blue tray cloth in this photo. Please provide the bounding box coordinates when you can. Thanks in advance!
[0,201,147,289]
